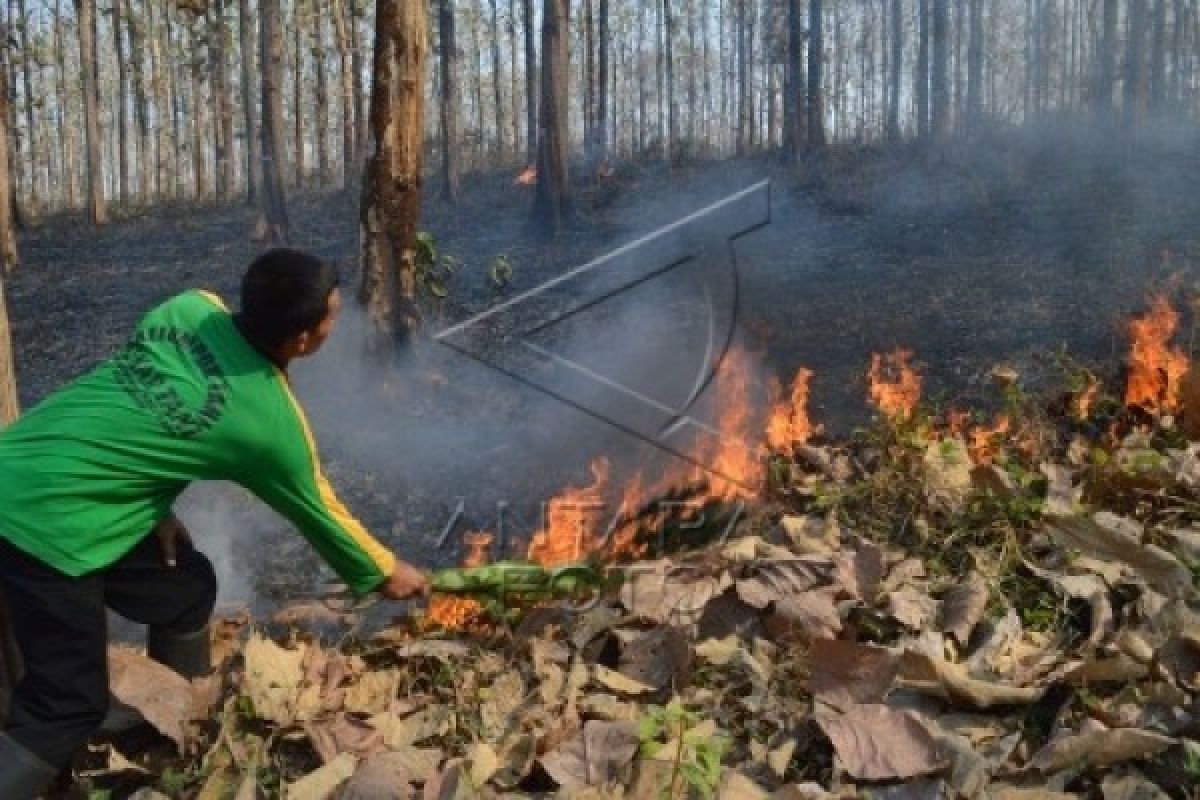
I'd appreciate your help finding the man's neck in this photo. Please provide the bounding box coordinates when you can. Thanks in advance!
[232,313,290,372]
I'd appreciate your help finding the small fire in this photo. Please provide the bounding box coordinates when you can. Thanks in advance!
[691,348,765,500]
[426,530,493,628]
[1125,294,1189,413]
[527,459,609,567]
[1074,376,1100,419]
[868,349,922,419]
[967,414,1010,464]
[766,367,815,451]
[514,165,537,186]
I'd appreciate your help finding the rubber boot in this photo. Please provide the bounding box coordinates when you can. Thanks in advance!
[147,624,211,679]
[0,732,59,800]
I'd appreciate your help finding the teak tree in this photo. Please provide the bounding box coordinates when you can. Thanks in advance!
[359,0,427,346]
[258,0,290,243]
[532,0,569,233]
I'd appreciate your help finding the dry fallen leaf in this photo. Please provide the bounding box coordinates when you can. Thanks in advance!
[815,704,944,781]
[1044,513,1193,598]
[538,719,639,789]
[809,640,900,711]
[242,633,309,725]
[939,572,989,649]
[107,646,192,750]
[286,752,357,800]
[1029,726,1176,773]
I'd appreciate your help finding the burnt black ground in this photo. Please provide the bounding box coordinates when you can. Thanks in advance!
[9,123,1200,607]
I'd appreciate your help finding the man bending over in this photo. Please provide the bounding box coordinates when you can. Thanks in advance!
[0,248,429,797]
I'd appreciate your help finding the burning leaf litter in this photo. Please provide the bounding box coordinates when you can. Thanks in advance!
[75,295,1200,799]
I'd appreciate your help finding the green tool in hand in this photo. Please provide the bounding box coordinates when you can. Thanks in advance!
[429,559,613,619]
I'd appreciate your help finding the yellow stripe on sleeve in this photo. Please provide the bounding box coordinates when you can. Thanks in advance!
[273,370,397,580]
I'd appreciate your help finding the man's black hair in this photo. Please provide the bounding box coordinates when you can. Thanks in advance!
[238,248,340,351]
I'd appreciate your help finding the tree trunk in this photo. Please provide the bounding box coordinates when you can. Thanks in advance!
[332,0,355,187]
[470,2,485,166]
[359,0,427,346]
[213,0,236,199]
[967,0,984,126]
[657,0,666,154]
[509,0,521,151]
[784,0,803,158]
[1150,0,1167,110]
[808,0,826,147]
[1126,0,1147,126]
[889,0,902,138]
[523,0,537,164]
[189,18,209,199]
[240,0,262,202]
[638,0,648,153]
[315,4,331,183]
[685,0,696,154]
[15,0,39,215]
[126,0,152,203]
[293,0,306,186]
[76,0,108,224]
[259,0,289,243]
[917,0,930,137]
[168,2,186,199]
[1097,0,1117,113]
[112,0,132,206]
[596,0,609,163]
[532,0,569,233]
[489,0,507,159]
[351,0,367,155]
[931,0,949,135]
[439,0,460,201]
[582,0,594,157]
[663,0,676,162]
[55,0,79,209]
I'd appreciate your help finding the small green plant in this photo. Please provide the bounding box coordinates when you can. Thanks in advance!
[638,700,727,799]
[414,231,459,307]
[488,254,515,289]
[158,765,191,795]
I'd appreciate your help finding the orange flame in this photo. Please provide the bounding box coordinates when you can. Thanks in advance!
[766,367,815,451]
[1125,294,1189,413]
[690,348,765,501]
[426,530,493,628]
[867,349,922,419]
[967,414,1010,464]
[527,459,610,567]
[514,165,537,186]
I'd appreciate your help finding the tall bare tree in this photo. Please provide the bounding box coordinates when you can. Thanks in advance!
[76,0,108,224]
[14,0,39,215]
[258,0,289,242]
[439,0,460,201]
[213,0,235,199]
[808,0,826,147]
[292,0,306,184]
[359,0,428,345]
[0,33,18,425]
[113,0,131,204]
[523,0,537,163]
[240,0,261,202]
[532,0,569,232]
[966,0,984,126]
[931,0,950,134]
[888,0,902,139]
[126,0,153,203]
[315,5,331,182]
[331,0,355,185]
[489,0,507,157]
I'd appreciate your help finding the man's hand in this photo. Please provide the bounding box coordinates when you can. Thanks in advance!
[154,513,192,568]
[380,559,431,600]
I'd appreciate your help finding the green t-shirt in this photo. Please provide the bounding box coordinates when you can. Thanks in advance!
[0,290,396,595]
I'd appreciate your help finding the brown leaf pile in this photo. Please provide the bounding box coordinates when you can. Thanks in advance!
[83,381,1200,799]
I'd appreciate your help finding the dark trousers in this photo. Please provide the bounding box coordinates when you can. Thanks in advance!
[0,534,216,769]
